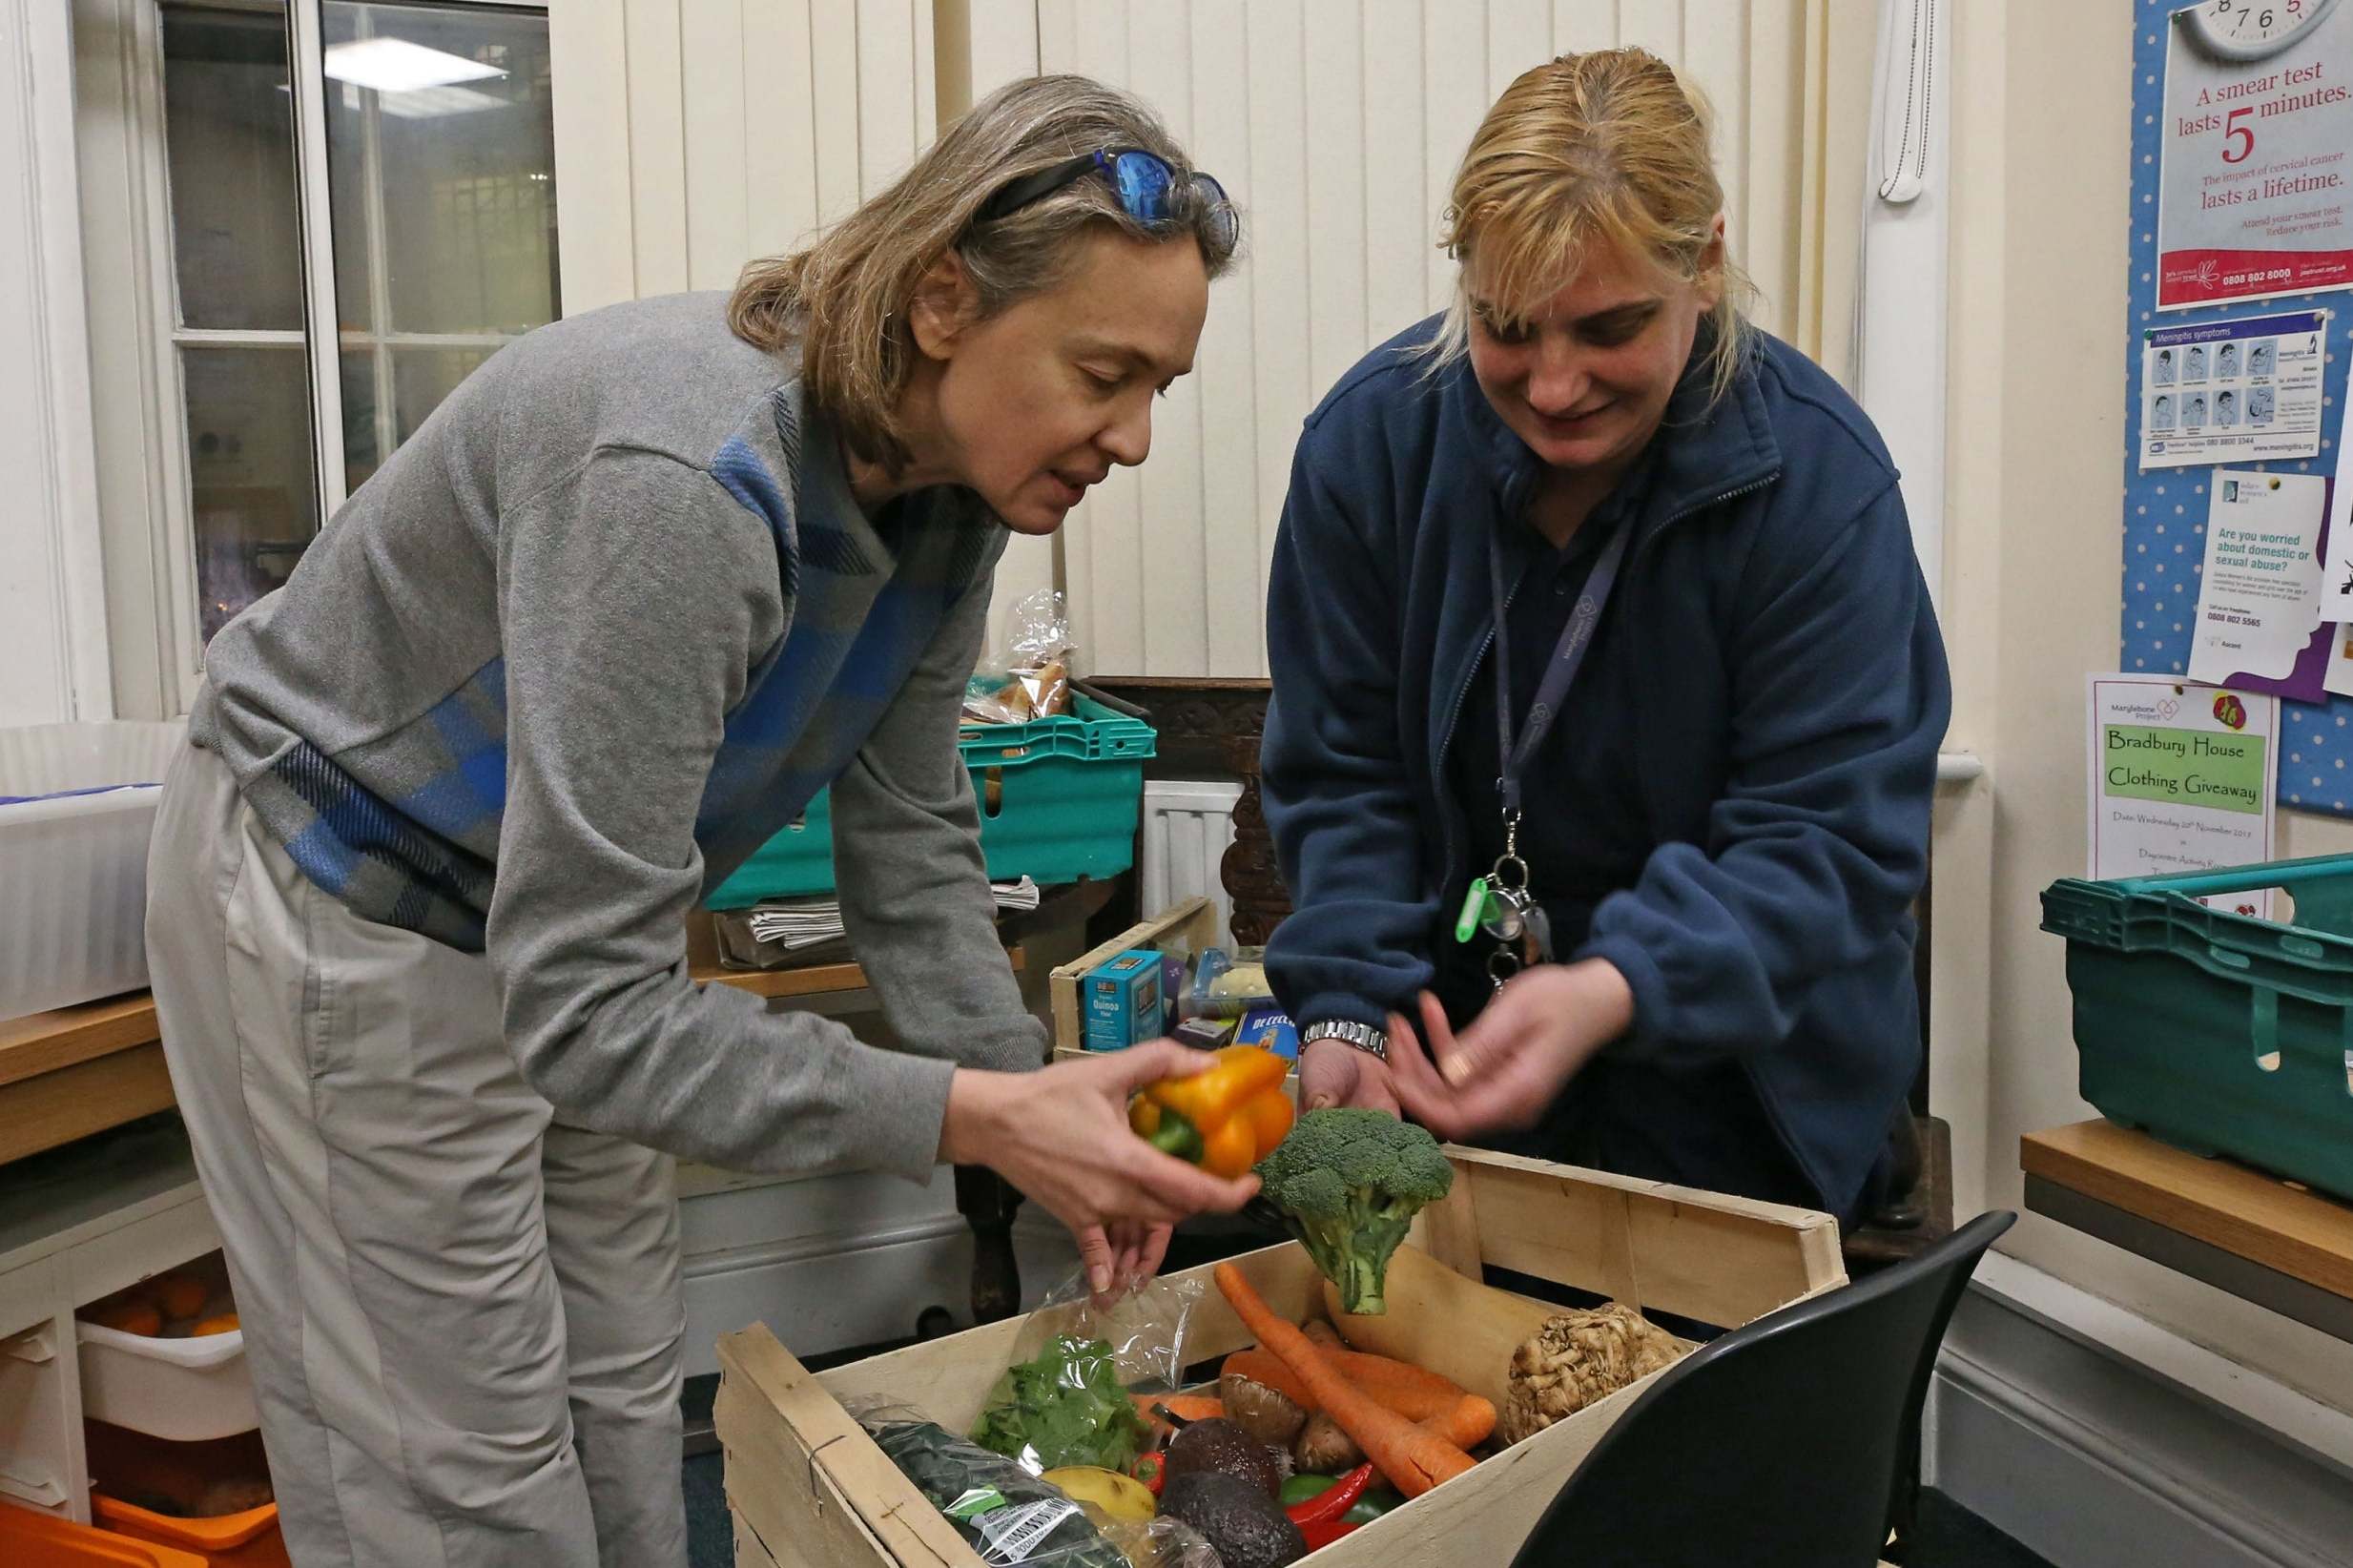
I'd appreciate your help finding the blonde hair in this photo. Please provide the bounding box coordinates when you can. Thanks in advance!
[1427,49,1755,406]
[731,74,1238,470]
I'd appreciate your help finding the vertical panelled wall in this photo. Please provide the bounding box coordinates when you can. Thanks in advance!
[970,0,1874,677]
[551,2,1872,678]
[550,0,936,312]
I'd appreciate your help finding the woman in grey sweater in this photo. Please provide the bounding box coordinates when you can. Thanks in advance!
[145,75,1248,1567]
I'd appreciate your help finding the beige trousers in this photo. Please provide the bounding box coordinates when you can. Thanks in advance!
[145,744,687,1568]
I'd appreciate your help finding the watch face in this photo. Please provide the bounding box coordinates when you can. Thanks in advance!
[2179,0,2340,62]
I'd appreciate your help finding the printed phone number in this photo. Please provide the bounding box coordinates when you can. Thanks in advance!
[2221,267,2296,286]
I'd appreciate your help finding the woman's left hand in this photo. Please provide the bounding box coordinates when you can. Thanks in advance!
[1384,960,1635,1142]
[1094,1219,1176,1300]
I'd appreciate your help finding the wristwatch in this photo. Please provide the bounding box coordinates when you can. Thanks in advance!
[1301,1020,1388,1063]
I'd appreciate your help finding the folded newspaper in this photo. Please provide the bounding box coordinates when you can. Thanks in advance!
[744,877,1042,950]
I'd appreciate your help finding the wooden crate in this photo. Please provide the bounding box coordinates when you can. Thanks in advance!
[715,1145,1846,1567]
[1047,897,1220,1055]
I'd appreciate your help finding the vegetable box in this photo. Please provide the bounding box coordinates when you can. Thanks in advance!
[714,1146,1845,1567]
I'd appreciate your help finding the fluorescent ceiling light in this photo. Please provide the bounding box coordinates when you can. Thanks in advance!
[372,84,506,119]
[323,37,505,94]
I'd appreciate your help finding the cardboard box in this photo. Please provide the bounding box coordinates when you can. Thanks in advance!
[1049,898,1221,1054]
[716,1146,1847,1568]
[1081,950,1162,1049]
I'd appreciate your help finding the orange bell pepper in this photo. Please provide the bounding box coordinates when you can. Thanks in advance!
[1129,1044,1295,1178]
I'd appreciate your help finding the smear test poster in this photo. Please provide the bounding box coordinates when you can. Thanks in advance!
[2158,0,2353,310]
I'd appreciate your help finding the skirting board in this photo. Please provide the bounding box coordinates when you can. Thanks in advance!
[1931,1280,2353,1568]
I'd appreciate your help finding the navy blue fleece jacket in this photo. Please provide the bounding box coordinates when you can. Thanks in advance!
[1260,319,1951,1215]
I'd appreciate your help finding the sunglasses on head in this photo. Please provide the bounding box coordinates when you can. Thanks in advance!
[976,147,1237,253]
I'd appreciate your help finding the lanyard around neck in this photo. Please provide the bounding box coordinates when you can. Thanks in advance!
[1485,516,1632,822]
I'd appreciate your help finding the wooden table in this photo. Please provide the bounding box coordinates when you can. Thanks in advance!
[0,995,175,1166]
[0,953,1027,1168]
[2022,1120,2353,1342]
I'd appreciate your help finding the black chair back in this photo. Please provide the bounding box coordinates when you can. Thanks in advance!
[1506,1209,2016,1568]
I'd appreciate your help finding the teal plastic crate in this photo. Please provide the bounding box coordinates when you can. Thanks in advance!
[707,690,1155,908]
[2041,855,2353,1200]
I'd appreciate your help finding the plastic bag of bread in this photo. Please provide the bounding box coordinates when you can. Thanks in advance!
[964,590,1078,724]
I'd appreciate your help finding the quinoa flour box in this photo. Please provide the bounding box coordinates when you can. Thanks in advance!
[1082,950,1162,1049]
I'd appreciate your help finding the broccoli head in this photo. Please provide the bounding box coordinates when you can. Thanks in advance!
[1252,1107,1454,1315]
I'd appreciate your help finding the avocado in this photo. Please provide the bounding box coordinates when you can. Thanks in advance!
[1165,1415,1281,1496]
[1160,1470,1309,1568]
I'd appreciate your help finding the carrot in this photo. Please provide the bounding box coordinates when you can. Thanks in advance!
[1213,1263,1476,1498]
[1224,1346,1496,1449]
[1224,1345,1488,1428]
[1132,1392,1224,1436]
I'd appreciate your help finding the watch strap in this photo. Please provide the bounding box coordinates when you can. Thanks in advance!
[1301,1020,1388,1063]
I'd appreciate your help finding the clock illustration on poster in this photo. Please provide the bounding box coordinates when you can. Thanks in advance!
[2178,0,2342,62]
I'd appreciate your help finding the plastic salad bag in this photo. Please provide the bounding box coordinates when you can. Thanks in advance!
[967,1269,1205,1475]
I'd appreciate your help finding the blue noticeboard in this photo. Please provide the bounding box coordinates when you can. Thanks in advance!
[2122,0,2353,814]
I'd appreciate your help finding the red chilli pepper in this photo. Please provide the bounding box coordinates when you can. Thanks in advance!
[1298,1516,1366,1551]
[1285,1462,1374,1528]
[1130,1451,1166,1496]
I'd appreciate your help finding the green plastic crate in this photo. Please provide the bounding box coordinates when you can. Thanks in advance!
[2041,855,2353,1200]
[706,690,1155,909]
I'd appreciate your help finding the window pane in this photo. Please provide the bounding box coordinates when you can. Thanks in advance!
[160,2,305,331]
[337,349,488,492]
[183,347,320,642]
[393,347,492,444]
[339,350,384,491]
[321,3,561,337]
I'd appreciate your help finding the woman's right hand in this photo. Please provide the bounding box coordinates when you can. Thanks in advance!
[1298,1035,1401,1116]
[939,1041,1260,1294]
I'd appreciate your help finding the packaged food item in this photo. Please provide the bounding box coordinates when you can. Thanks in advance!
[965,590,1081,725]
[971,1270,1206,1474]
[1084,950,1164,1050]
[1234,1005,1299,1062]
[1170,1016,1235,1052]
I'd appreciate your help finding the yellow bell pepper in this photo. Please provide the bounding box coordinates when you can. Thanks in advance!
[1129,1044,1296,1178]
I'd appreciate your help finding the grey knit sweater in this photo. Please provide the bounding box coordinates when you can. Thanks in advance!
[192,292,1044,1181]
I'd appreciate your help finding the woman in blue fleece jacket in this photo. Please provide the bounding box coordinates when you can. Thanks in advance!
[1261,49,1951,1224]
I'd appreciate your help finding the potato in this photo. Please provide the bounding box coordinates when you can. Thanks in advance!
[1291,1412,1363,1475]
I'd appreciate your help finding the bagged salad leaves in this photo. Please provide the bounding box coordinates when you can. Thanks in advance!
[969,1269,1203,1476]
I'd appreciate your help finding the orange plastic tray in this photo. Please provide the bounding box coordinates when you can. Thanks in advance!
[80,1422,286,1568]
[0,1502,209,1567]
[90,1495,286,1568]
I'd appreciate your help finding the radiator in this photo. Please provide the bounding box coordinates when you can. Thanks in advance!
[1141,779,1242,948]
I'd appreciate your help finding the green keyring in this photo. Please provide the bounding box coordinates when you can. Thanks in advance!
[1455,876,1491,942]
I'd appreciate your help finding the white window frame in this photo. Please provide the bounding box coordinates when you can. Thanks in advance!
[73,0,548,718]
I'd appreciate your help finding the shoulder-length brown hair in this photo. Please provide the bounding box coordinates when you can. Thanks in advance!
[731,74,1239,471]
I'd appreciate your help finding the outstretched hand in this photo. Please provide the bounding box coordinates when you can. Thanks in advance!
[1384,961,1632,1142]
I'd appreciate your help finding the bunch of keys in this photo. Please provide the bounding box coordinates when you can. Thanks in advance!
[1454,850,1553,990]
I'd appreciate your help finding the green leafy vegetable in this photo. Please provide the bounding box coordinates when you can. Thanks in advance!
[969,1334,1155,1474]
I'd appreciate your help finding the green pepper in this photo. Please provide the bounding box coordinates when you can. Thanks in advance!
[1344,1485,1406,1525]
[1278,1473,1339,1508]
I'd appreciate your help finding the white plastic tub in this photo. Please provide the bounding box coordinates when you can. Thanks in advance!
[0,720,187,1020]
[76,1319,258,1441]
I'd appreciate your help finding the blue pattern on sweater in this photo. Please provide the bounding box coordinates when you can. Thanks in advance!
[249,415,983,954]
